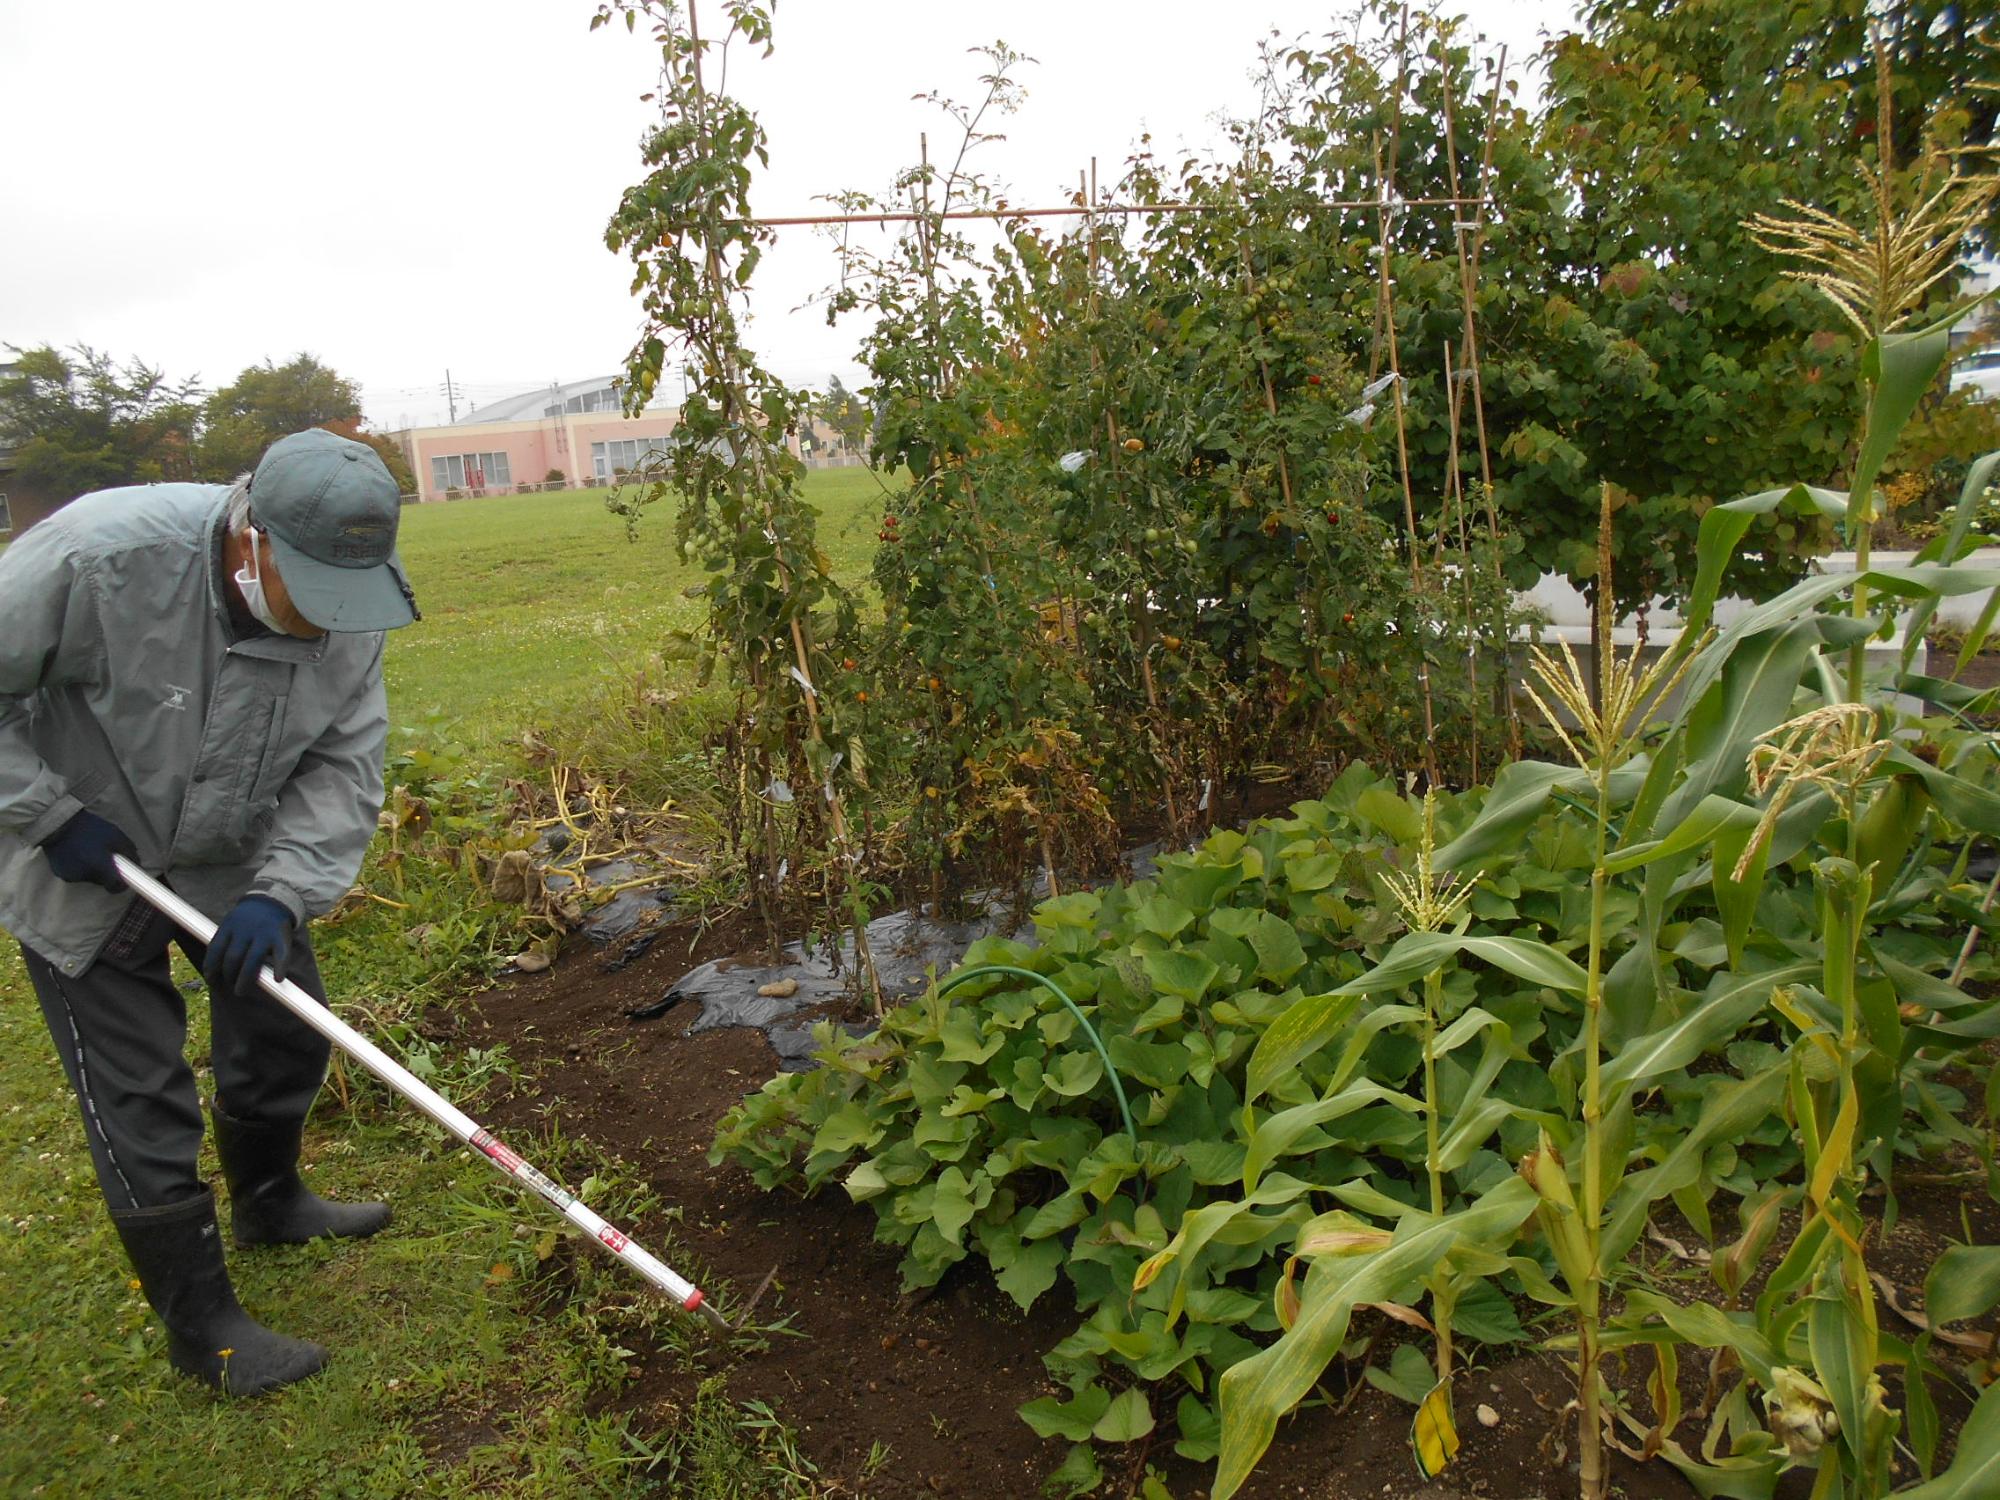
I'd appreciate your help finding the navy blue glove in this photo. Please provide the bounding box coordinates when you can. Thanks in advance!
[203,896,295,1000]
[40,809,139,892]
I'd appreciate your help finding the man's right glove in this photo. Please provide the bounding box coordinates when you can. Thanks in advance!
[39,809,139,892]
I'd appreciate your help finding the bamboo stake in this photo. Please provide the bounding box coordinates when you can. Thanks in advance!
[1440,40,1520,759]
[1372,130,1440,787]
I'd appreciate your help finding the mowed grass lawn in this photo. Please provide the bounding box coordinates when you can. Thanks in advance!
[386,470,889,741]
[0,468,888,1498]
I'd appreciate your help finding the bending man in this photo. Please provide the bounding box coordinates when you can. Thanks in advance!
[0,429,420,1395]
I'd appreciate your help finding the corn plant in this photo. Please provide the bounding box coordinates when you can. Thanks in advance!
[1380,790,1482,1440]
[1499,485,1704,1499]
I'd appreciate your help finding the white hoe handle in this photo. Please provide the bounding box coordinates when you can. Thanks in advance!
[115,856,726,1330]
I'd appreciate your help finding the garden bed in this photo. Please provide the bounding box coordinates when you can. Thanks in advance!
[432,915,1995,1499]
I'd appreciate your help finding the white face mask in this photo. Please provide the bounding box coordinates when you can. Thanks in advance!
[234,528,287,633]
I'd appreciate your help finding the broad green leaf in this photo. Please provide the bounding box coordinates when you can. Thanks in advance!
[1808,1278,1877,1489]
[1712,819,1769,969]
[1244,911,1307,985]
[843,1161,889,1202]
[1881,747,2000,839]
[1024,1190,1090,1241]
[1362,1342,1436,1405]
[1674,567,2000,725]
[937,1009,1005,1064]
[1666,620,1818,818]
[1280,850,1343,892]
[1093,1386,1155,1443]
[1047,1050,1105,1097]
[1143,948,1222,1003]
[1909,1331,1940,1481]
[811,1102,881,1156]
[1156,854,1245,910]
[931,1166,982,1245]
[1957,579,2000,674]
[1437,1096,1522,1172]
[1050,1444,1104,1499]
[1925,1244,2000,1329]
[1175,1393,1221,1461]
[1431,1006,1505,1058]
[994,1236,1065,1309]
[1020,1384,1110,1441]
[1133,893,1196,940]
[1211,1177,1536,1500]
[1451,1277,1527,1344]
[1355,784,1423,842]
[1618,1287,1779,1387]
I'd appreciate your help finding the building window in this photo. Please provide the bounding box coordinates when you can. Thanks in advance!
[429,452,513,492]
[591,437,664,480]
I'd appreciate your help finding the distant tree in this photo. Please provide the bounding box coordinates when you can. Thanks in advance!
[816,375,871,453]
[1517,0,1999,608]
[198,354,364,478]
[353,431,417,496]
[0,345,201,503]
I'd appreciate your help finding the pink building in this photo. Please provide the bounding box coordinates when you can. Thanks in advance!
[389,376,682,501]
[388,375,864,502]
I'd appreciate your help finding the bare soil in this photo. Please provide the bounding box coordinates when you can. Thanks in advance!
[425,904,1996,1500]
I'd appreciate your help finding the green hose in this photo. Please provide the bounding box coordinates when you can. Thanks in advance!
[934,964,1137,1141]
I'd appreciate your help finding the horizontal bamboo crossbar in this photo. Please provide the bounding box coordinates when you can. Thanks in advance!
[725,194,1492,230]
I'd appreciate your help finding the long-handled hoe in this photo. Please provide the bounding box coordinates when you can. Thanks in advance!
[115,855,731,1333]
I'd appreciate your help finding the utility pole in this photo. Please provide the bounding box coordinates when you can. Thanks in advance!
[439,369,460,424]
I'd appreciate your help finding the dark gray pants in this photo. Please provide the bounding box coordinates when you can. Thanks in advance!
[21,898,331,1211]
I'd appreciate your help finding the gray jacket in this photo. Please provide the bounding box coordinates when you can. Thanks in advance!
[0,482,388,975]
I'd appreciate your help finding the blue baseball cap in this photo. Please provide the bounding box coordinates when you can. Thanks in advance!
[247,429,420,631]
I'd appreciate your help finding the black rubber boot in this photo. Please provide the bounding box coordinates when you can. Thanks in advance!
[211,1105,391,1246]
[108,1189,328,1396]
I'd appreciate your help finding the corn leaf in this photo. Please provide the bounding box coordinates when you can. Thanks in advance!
[1600,964,1816,1099]
[1899,1379,2000,1500]
[1211,1177,1536,1500]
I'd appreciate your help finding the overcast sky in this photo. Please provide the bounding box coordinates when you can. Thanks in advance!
[0,0,1578,432]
